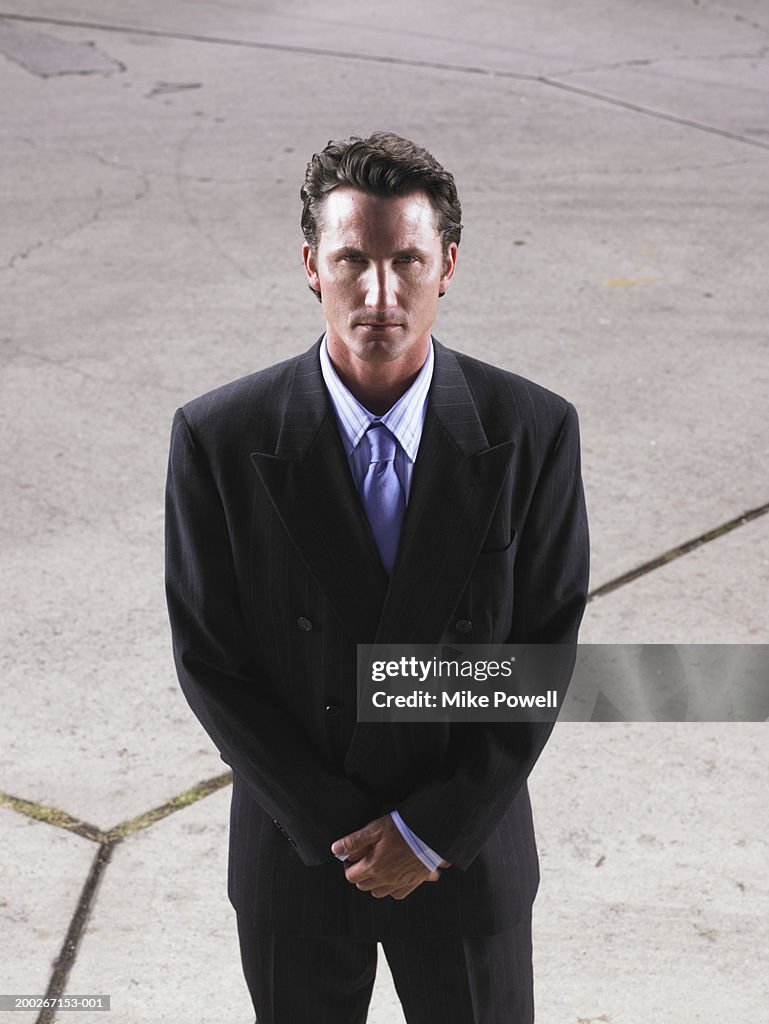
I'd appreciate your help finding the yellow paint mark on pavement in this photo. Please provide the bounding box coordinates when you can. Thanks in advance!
[606,277,659,287]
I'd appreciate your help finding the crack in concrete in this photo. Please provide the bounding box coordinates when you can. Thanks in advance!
[733,13,769,34]
[6,238,48,271]
[588,500,769,601]
[11,136,258,198]
[706,2,769,35]
[3,170,150,275]
[605,64,769,101]
[12,137,269,186]
[554,45,768,78]
[1,12,767,154]
[661,155,753,173]
[531,154,755,181]
[173,119,255,280]
[3,346,114,382]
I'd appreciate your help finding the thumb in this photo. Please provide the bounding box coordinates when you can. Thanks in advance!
[331,820,383,860]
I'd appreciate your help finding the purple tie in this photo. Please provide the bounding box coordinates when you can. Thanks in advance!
[360,423,406,575]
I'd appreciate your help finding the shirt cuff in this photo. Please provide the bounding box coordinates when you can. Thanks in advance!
[390,810,445,871]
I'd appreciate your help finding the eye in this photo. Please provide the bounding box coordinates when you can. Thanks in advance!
[396,255,418,264]
[340,252,364,262]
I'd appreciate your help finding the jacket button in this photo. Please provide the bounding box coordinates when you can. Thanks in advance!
[297,616,313,631]
[455,619,473,635]
[325,704,342,717]
[273,820,296,846]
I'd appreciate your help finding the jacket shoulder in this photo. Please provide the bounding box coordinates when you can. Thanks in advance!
[449,347,576,440]
[174,346,313,450]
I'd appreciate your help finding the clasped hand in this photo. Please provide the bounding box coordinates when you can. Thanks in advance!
[331,814,450,901]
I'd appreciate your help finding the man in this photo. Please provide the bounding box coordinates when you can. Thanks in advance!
[165,131,589,1023]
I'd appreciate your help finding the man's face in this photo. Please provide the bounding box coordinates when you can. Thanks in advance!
[303,188,457,370]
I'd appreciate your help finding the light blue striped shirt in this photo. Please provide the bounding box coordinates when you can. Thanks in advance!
[319,335,445,874]
[318,334,433,500]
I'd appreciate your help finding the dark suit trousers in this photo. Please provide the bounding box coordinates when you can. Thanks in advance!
[236,910,534,1024]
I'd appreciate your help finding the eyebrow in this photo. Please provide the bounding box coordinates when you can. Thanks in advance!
[393,247,430,258]
[330,246,430,258]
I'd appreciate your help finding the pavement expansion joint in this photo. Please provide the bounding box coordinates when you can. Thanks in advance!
[0,12,531,81]
[588,500,769,601]
[2,774,232,1022]
[536,76,769,152]
[105,770,232,841]
[35,844,114,1024]
[0,771,232,844]
[0,791,105,843]
[2,12,768,152]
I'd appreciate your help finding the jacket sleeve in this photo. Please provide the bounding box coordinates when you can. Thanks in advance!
[396,402,589,869]
[165,407,377,866]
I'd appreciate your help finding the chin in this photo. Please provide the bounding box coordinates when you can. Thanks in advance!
[348,332,411,362]
[358,341,411,363]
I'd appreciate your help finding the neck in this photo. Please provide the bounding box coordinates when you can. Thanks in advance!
[326,335,430,417]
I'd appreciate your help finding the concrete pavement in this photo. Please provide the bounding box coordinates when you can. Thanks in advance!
[1,2,767,1021]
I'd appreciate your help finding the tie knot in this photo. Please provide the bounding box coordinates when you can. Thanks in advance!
[366,423,397,464]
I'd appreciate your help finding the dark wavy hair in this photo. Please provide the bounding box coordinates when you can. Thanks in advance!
[300,131,462,267]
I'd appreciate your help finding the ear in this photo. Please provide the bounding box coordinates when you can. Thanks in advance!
[438,242,458,297]
[302,243,321,296]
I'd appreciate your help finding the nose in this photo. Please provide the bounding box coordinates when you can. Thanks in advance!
[364,262,398,312]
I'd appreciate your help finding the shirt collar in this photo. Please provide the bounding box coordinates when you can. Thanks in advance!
[319,334,434,463]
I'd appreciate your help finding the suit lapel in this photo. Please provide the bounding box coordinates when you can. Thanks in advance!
[375,340,514,642]
[250,340,388,643]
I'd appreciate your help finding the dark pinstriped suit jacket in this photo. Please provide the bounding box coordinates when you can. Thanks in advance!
[165,337,589,939]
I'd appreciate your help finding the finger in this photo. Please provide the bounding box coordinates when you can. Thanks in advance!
[391,884,421,901]
[425,869,442,883]
[343,855,374,885]
[354,878,380,894]
[369,887,393,899]
[389,889,413,901]
[331,835,354,859]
